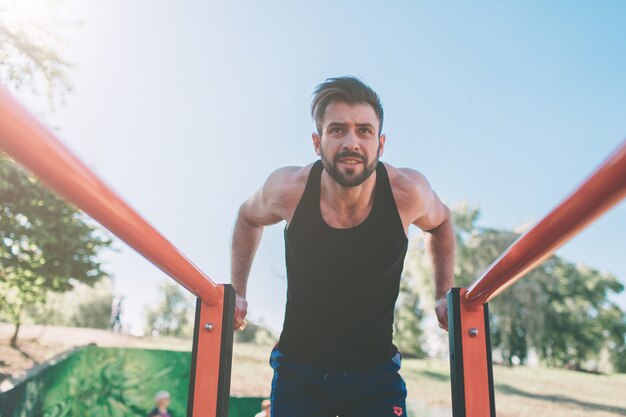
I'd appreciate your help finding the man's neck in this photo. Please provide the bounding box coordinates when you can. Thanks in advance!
[320,169,377,214]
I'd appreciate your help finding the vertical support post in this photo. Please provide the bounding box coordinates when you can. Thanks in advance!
[447,288,496,417]
[187,284,236,417]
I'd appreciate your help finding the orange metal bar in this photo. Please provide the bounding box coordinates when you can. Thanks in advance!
[465,139,626,307]
[192,289,225,415]
[0,85,221,304]
[458,289,493,416]
[448,288,495,417]
[187,286,235,416]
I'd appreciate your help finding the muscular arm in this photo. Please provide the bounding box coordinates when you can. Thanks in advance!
[230,166,306,329]
[421,214,455,330]
[392,167,456,330]
[231,188,281,299]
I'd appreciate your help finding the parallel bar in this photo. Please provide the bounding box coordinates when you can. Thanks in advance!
[216,285,236,416]
[448,288,495,417]
[187,287,235,417]
[0,86,220,304]
[447,289,466,417]
[465,139,626,307]
[187,286,233,417]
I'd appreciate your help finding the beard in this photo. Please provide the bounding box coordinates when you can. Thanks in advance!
[320,147,379,187]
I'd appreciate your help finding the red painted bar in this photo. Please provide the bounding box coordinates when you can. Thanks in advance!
[465,139,626,307]
[0,86,221,304]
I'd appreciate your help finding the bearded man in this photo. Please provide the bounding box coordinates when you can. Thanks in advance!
[230,76,455,417]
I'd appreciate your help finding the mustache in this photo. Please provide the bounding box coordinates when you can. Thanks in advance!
[334,151,366,163]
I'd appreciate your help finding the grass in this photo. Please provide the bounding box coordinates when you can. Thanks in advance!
[401,358,626,417]
[3,325,626,417]
[230,343,626,417]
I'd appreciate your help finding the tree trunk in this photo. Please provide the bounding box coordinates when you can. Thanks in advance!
[10,321,20,348]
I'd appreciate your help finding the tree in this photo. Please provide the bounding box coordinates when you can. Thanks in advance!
[399,203,626,372]
[393,277,426,358]
[0,0,75,106]
[144,281,194,337]
[71,284,114,329]
[539,258,625,371]
[24,277,114,329]
[0,155,112,346]
[600,304,626,372]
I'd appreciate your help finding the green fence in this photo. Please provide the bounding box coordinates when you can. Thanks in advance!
[0,346,266,417]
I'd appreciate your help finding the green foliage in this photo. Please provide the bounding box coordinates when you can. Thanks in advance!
[394,251,427,357]
[144,281,194,337]
[600,304,626,372]
[394,285,426,358]
[23,278,115,329]
[0,0,75,106]
[0,155,113,345]
[539,259,625,370]
[71,290,115,329]
[400,203,626,372]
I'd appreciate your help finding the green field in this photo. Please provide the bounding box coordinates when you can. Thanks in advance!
[402,358,626,417]
[230,343,626,417]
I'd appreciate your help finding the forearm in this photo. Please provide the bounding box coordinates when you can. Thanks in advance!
[424,217,456,300]
[230,210,264,298]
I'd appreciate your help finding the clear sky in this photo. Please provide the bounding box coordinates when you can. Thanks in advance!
[12,0,626,335]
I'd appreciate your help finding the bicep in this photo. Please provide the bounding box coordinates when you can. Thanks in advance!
[409,174,450,231]
[238,168,298,227]
[239,185,283,227]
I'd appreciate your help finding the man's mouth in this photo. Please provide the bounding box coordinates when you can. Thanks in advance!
[338,157,363,165]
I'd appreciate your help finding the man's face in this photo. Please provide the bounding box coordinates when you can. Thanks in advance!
[313,101,386,187]
[158,398,170,409]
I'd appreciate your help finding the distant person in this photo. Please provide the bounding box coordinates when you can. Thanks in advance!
[254,399,271,417]
[148,391,172,417]
[110,295,124,332]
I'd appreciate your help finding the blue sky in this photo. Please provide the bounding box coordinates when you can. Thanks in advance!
[13,0,626,334]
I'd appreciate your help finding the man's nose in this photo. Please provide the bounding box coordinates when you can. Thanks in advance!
[341,131,360,151]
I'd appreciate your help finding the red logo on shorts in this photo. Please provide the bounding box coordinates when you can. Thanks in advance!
[393,406,403,416]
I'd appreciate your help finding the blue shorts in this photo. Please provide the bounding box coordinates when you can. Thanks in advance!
[269,346,408,417]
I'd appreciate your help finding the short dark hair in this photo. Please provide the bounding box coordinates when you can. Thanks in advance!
[311,76,384,136]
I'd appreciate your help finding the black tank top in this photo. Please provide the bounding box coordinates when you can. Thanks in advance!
[278,160,409,369]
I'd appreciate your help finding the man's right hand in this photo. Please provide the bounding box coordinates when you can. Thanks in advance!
[234,294,248,330]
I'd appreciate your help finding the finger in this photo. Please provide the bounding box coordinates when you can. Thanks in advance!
[438,318,449,331]
[234,317,248,330]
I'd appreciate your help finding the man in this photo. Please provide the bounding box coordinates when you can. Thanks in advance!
[110,295,124,332]
[231,76,455,417]
[147,391,173,417]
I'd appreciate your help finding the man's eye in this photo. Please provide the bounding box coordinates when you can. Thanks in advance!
[359,128,372,134]
[330,127,343,134]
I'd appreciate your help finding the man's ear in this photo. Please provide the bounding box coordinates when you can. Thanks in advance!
[312,132,322,156]
[378,134,387,157]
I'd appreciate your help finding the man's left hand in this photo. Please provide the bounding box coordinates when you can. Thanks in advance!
[435,297,448,331]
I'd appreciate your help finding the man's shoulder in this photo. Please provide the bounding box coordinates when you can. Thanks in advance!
[268,163,314,182]
[261,163,316,214]
[264,163,315,196]
[382,162,431,198]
